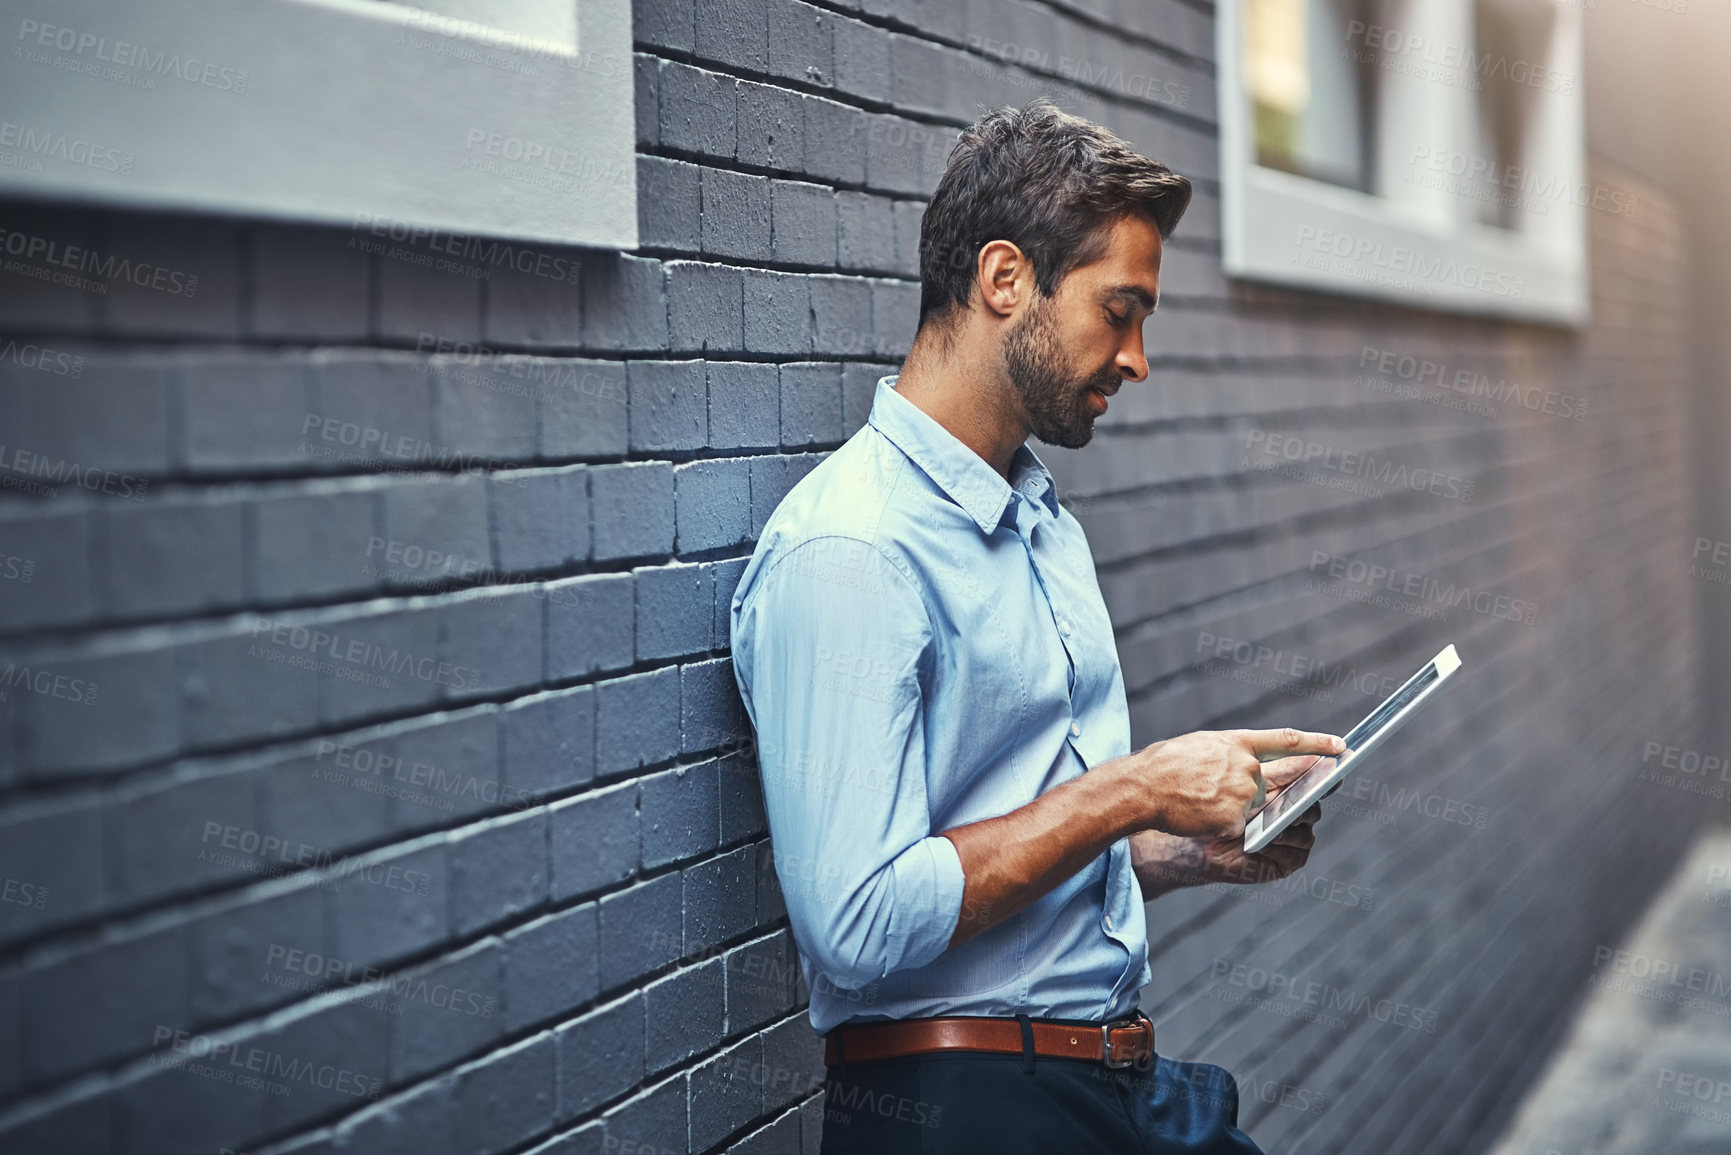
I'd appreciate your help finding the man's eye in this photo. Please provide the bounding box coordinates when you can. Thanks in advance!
[1106,309,1128,326]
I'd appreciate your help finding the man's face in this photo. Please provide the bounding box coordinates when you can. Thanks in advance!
[1001,215,1162,449]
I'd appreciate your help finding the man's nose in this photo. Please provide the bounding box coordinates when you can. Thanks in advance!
[1117,331,1149,382]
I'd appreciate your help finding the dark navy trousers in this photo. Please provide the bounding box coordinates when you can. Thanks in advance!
[818,1050,1267,1155]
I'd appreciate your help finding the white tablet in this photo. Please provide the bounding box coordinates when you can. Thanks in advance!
[1241,644,1464,854]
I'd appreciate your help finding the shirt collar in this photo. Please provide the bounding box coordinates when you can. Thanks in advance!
[867,375,1060,533]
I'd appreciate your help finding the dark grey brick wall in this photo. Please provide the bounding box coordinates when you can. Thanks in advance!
[0,2,1707,1154]
[1118,161,1705,1153]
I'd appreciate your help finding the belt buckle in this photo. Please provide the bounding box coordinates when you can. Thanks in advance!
[1101,1014,1152,1071]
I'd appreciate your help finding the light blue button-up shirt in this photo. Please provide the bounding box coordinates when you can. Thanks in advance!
[730,376,1148,1035]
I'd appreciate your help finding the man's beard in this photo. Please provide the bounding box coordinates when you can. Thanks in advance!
[1002,292,1119,449]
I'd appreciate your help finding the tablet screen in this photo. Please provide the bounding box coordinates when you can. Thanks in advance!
[1252,753,1338,829]
[1251,659,1446,830]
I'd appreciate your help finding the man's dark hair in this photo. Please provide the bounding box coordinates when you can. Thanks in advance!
[917,98,1192,327]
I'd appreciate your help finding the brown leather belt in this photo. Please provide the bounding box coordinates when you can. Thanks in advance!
[824,1012,1155,1070]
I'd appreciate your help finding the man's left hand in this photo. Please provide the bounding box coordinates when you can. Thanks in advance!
[1129,752,1328,900]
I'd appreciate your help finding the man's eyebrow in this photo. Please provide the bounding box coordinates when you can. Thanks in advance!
[1105,284,1158,310]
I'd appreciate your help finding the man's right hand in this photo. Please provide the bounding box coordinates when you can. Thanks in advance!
[1111,728,1346,838]
[940,726,1343,949]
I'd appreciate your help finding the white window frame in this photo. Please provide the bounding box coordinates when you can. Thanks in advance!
[0,0,637,249]
[1217,0,1588,325]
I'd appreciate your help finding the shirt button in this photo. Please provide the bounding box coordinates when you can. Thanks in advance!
[1070,722,1081,738]
[1105,914,1115,931]
[1060,620,1072,635]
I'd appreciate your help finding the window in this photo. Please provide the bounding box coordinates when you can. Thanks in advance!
[1219,0,1588,324]
[0,0,637,249]
[1247,0,1381,192]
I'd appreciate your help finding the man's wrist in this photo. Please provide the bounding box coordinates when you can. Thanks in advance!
[1130,831,1210,898]
[1090,754,1161,841]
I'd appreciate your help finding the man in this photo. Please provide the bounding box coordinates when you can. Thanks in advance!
[729,100,1343,1154]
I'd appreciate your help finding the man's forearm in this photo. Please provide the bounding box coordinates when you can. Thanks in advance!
[940,762,1145,947]
[935,729,1338,949]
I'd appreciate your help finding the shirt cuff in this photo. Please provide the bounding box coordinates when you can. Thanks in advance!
[888,833,968,974]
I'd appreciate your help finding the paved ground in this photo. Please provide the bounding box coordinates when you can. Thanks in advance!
[1487,827,1731,1155]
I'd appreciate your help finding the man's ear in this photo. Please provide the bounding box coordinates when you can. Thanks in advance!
[975,240,1031,319]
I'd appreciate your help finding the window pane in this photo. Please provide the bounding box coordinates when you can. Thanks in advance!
[1246,0,1381,192]
[1471,0,1558,230]
[367,0,577,47]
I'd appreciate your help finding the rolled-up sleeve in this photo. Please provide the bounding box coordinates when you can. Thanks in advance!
[731,535,965,988]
